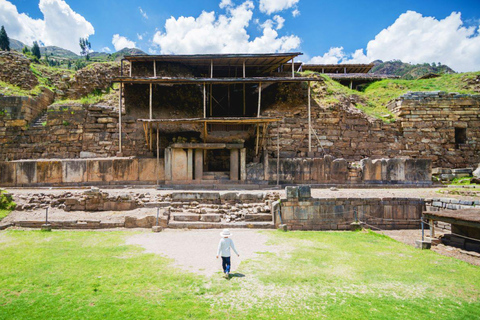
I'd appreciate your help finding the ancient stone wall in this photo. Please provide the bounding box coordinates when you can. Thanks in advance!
[0,51,38,89]
[0,87,54,123]
[0,104,149,161]
[277,186,424,231]
[388,92,480,167]
[263,92,480,168]
[0,158,163,186]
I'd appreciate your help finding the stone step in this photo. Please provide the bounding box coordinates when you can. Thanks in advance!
[172,213,223,223]
[245,214,273,222]
[202,171,229,180]
[168,220,275,229]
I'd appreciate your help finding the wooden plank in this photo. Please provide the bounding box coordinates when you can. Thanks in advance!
[111,76,320,84]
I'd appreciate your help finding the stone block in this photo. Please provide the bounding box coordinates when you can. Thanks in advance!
[87,159,113,182]
[138,158,164,182]
[245,214,272,222]
[16,161,37,185]
[285,186,299,200]
[171,192,220,201]
[103,201,136,211]
[415,240,431,250]
[113,158,139,182]
[37,161,62,184]
[200,214,222,222]
[62,160,87,183]
[331,158,347,183]
[298,185,311,200]
[405,159,431,182]
[386,158,406,181]
[172,148,188,181]
[173,214,200,222]
[0,161,16,186]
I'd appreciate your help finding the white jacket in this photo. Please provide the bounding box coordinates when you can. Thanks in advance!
[217,237,239,257]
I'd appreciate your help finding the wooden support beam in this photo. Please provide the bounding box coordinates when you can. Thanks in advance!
[277,121,280,186]
[255,125,260,156]
[142,122,149,147]
[243,60,245,78]
[243,83,246,116]
[430,219,435,238]
[292,57,294,78]
[118,83,123,154]
[156,123,159,185]
[129,61,132,77]
[149,83,153,120]
[204,121,207,142]
[308,81,312,152]
[203,83,206,118]
[153,60,156,78]
[257,82,262,117]
[210,59,213,78]
[209,84,212,116]
[149,122,153,151]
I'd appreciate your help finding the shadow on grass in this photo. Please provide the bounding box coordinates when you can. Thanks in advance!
[227,273,245,280]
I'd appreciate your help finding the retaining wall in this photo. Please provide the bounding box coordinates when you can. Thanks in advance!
[276,186,424,230]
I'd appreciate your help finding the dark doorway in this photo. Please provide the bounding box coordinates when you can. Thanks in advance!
[455,127,467,149]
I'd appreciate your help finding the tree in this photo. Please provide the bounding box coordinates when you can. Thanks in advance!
[0,25,10,51]
[22,46,30,54]
[79,37,91,61]
[31,41,41,60]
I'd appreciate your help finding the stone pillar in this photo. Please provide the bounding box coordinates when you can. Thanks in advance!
[195,149,203,180]
[240,148,246,181]
[230,149,239,181]
[187,149,193,181]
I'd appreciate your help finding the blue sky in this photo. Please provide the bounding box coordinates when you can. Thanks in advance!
[2,0,480,71]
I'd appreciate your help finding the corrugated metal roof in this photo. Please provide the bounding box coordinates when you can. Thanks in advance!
[303,63,375,74]
[124,53,302,75]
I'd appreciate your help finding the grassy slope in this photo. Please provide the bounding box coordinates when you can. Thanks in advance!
[0,209,10,221]
[0,230,479,319]
[308,72,480,120]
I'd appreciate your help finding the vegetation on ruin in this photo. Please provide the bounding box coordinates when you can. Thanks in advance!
[0,190,15,221]
[1,230,479,319]
[307,71,480,121]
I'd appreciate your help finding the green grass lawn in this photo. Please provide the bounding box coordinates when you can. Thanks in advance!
[0,230,479,319]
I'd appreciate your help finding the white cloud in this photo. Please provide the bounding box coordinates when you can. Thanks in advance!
[0,0,94,54]
[152,0,300,54]
[137,33,143,40]
[101,46,111,53]
[309,11,480,72]
[219,0,232,9]
[292,9,300,17]
[309,47,346,64]
[273,15,285,30]
[112,34,136,51]
[259,0,299,15]
[139,7,148,19]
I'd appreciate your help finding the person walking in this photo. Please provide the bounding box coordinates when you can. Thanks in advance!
[216,229,239,278]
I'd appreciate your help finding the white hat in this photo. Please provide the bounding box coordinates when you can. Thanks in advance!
[220,229,232,237]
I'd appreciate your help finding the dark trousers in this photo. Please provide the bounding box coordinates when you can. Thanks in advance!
[221,256,231,273]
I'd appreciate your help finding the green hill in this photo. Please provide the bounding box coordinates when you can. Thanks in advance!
[370,60,456,79]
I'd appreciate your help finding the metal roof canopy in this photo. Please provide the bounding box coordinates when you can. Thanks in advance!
[303,63,375,74]
[123,52,302,75]
[112,76,317,84]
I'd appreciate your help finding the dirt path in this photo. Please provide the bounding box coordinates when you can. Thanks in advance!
[126,229,282,276]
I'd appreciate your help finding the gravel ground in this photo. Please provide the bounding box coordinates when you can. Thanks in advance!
[377,229,480,266]
[126,229,283,276]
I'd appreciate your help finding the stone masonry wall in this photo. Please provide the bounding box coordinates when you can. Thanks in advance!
[277,186,424,231]
[263,92,480,168]
[388,92,480,167]
[0,51,38,89]
[0,104,149,161]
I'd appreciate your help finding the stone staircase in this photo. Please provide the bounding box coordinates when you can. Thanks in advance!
[166,191,278,229]
[31,110,48,128]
